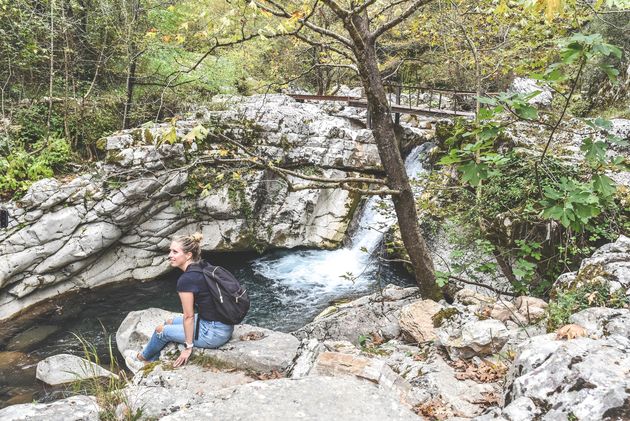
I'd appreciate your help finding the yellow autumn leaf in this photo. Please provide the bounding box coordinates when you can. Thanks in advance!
[218,149,229,157]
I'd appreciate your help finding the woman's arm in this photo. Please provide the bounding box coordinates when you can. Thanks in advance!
[174,291,195,367]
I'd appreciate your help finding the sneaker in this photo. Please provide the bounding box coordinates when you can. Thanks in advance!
[123,350,146,374]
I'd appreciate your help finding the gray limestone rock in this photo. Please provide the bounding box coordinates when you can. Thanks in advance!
[158,376,421,421]
[554,235,630,295]
[437,318,510,360]
[116,308,178,358]
[294,284,421,346]
[0,395,99,421]
[117,309,300,373]
[568,307,630,339]
[36,353,119,385]
[198,324,300,373]
[119,365,254,420]
[509,77,553,107]
[503,334,630,420]
[2,93,416,323]
[382,340,501,419]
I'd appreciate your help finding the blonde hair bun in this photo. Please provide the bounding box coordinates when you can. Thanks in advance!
[191,232,203,243]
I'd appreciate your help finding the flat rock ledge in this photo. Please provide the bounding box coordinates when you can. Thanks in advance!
[0,395,99,421]
[158,376,421,421]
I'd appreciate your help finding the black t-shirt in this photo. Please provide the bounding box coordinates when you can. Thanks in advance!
[176,269,223,322]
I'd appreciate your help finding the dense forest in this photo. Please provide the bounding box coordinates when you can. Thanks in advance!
[0,0,629,301]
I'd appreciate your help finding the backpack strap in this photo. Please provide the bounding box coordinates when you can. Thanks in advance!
[185,262,204,340]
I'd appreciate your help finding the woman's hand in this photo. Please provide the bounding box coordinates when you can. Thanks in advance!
[174,347,192,367]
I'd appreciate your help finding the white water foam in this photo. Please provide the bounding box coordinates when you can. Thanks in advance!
[251,143,431,301]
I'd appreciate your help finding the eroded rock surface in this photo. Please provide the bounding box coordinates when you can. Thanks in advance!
[479,308,630,421]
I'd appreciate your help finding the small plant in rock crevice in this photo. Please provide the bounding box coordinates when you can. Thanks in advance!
[546,281,630,332]
[67,333,140,421]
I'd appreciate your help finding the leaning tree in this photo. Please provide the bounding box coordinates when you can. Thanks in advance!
[252,0,441,299]
[179,0,441,299]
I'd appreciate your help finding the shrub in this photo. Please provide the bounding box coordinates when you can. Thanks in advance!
[546,282,630,332]
[0,137,72,198]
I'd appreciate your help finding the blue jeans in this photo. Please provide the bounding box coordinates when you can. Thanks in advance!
[141,315,234,361]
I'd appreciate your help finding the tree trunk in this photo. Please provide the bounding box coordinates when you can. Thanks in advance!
[346,14,441,300]
[122,50,137,130]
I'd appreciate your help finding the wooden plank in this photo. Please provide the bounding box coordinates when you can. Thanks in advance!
[289,94,361,102]
[289,94,475,119]
[348,99,475,119]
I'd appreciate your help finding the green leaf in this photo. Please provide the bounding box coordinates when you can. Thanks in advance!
[435,271,449,287]
[599,64,619,83]
[438,153,462,165]
[581,138,607,165]
[515,104,538,120]
[477,108,495,120]
[460,161,487,186]
[592,174,616,198]
[593,117,613,130]
[477,96,498,105]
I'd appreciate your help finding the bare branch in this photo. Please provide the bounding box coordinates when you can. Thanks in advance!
[258,0,353,47]
[370,0,410,22]
[447,274,518,297]
[353,0,379,15]
[294,33,357,64]
[215,131,387,185]
[318,0,350,18]
[371,0,433,41]
[313,63,359,73]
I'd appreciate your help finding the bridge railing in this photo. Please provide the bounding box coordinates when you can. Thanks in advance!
[383,83,479,123]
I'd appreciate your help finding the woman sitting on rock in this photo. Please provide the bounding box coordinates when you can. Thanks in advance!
[125,232,234,370]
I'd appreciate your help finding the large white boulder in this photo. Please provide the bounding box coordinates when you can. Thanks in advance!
[36,353,119,385]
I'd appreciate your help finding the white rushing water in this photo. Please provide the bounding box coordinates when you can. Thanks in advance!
[250,143,432,309]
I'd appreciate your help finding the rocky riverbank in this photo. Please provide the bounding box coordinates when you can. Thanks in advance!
[1,235,627,420]
[0,93,435,325]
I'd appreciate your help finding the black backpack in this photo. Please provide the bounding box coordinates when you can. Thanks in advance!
[188,261,250,326]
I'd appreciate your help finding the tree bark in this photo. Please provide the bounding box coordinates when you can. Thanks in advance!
[122,52,137,130]
[345,13,441,300]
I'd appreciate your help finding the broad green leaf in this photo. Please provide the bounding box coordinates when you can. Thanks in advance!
[599,64,619,82]
[593,117,613,130]
[581,139,607,165]
[515,104,538,120]
[460,161,487,186]
[592,174,616,197]
[477,96,498,105]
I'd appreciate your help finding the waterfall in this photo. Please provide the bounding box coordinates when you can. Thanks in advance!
[250,143,432,311]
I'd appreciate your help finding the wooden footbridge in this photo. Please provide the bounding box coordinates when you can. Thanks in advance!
[289,83,477,127]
